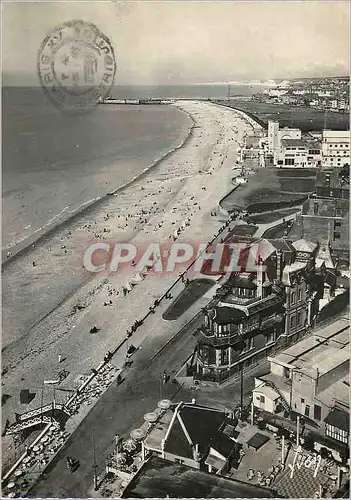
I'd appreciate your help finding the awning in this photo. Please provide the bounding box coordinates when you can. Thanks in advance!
[247,432,270,451]
[324,408,350,432]
[205,453,226,471]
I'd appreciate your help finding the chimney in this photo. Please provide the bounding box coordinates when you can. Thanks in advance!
[257,258,263,298]
[276,250,282,280]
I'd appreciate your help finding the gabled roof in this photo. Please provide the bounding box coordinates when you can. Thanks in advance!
[292,239,317,253]
[267,239,295,253]
[164,404,234,459]
[315,244,336,270]
[229,274,257,289]
[281,261,308,286]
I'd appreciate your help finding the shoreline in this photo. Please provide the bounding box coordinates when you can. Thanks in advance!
[2,100,253,475]
[2,107,195,266]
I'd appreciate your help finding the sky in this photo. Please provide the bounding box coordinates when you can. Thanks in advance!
[2,0,350,86]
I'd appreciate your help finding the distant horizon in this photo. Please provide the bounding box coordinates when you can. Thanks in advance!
[2,74,350,88]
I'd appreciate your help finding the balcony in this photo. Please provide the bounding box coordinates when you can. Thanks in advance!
[195,326,240,347]
[219,295,260,307]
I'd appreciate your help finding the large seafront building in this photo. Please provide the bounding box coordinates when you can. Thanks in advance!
[265,121,350,169]
[266,120,322,168]
[321,130,350,168]
[187,237,321,384]
[274,139,322,168]
[267,120,301,153]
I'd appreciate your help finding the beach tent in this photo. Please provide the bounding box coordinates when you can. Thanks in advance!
[20,389,35,404]
[131,273,143,284]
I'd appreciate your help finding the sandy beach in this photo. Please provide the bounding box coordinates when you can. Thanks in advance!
[2,100,256,468]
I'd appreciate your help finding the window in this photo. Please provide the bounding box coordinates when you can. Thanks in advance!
[314,405,322,421]
[335,221,341,228]
[301,398,305,404]
[243,337,254,353]
[326,424,349,444]
[259,395,265,403]
[298,289,302,301]
[285,158,295,166]
[291,292,296,304]
[204,315,209,326]
[305,405,310,418]
[221,349,229,365]
[266,331,275,344]
[246,357,253,367]
[334,232,341,239]
[290,316,295,329]
[297,313,302,326]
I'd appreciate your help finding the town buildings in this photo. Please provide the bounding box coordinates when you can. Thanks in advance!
[321,130,350,168]
[253,77,350,113]
[274,138,322,168]
[289,170,350,265]
[252,318,350,463]
[187,237,321,384]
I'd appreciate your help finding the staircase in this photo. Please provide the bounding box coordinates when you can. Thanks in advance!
[6,416,57,435]
[5,403,70,435]
[264,379,291,413]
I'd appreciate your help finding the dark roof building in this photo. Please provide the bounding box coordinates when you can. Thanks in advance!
[188,235,321,384]
[141,402,239,476]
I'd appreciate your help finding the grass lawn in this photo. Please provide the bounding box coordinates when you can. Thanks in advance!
[276,169,316,178]
[220,168,316,214]
[247,208,300,224]
[212,100,349,132]
[278,177,316,193]
[226,224,258,237]
[162,278,215,321]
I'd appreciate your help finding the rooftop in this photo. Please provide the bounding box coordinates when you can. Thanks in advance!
[316,377,350,407]
[213,306,247,325]
[143,402,236,461]
[316,170,350,191]
[324,408,350,432]
[266,239,295,253]
[292,239,317,253]
[271,321,350,375]
[281,139,306,148]
[322,130,350,139]
[121,456,277,498]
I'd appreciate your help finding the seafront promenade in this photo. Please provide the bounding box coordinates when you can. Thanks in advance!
[2,100,258,476]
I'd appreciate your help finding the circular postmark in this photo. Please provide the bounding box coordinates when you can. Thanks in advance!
[37,20,116,112]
